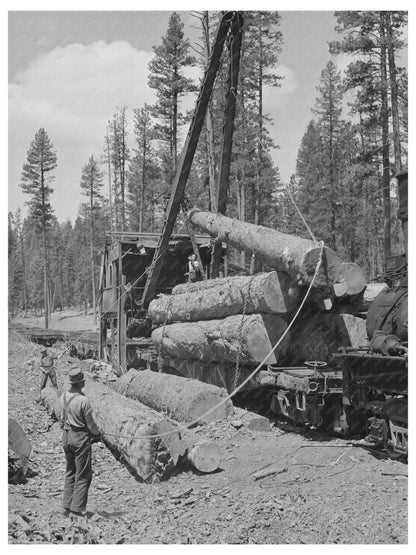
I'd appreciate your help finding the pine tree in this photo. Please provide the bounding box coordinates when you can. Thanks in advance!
[330,10,408,263]
[148,11,197,185]
[80,155,104,321]
[128,104,161,231]
[312,61,343,249]
[19,128,57,328]
[108,108,130,230]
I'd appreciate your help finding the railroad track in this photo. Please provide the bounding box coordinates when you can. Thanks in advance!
[9,323,156,369]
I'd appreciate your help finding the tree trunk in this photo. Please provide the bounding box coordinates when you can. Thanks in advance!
[386,12,402,174]
[40,382,187,483]
[152,313,289,365]
[114,368,233,424]
[202,12,217,213]
[165,357,259,393]
[380,13,391,261]
[188,208,341,288]
[150,272,299,324]
[106,126,114,231]
[90,196,97,323]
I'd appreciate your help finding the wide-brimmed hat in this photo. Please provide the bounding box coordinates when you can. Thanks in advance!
[67,367,85,384]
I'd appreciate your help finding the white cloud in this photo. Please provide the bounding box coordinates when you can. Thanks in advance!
[9,40,157,221]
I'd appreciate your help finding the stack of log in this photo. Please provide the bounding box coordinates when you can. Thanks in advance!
[149,210,372,392]
[41,372,224,482]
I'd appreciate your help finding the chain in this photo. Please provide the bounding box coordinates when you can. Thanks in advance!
[157,294,174,373]
[232,275,256,392]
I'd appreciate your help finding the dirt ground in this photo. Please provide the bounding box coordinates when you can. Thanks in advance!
[8,328,408,545]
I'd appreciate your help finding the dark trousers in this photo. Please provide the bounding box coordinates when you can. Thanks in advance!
[40,367,58,390]
[62,429,92,514]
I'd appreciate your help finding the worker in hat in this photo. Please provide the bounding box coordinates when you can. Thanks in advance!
[37,348,58,401]
[59,367,100,519]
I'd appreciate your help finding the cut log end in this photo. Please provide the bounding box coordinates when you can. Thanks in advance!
[302,246,341,288]
[187,442,222,473]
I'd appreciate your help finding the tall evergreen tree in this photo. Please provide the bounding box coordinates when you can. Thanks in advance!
[128,104,161,231]
[312,61,343,249]
[148,12,197,185]
[19,128,57,328]
[80,155,104,320]
[330,10,408,263]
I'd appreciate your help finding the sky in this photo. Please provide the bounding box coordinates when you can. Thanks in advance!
[7,5,409,224]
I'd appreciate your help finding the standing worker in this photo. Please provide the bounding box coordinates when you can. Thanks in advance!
[59,367,100,520]
[187,254,201,283]
[38,348,58,401]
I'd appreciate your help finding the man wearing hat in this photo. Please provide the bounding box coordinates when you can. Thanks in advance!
[38,348,58,400]
[59,367,100,519]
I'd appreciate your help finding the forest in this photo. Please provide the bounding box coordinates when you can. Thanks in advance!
[8,11,408,325]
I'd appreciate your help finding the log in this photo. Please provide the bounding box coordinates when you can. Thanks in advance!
[8,418,32,483]
[41,382,187,483]
[357,282,389,312]
[149,271,299,324]
[40,386,61,419]
[166,360,248,394]
[114,369,233,424]
[188,208,342,288]
[152,313,290,365]
[187,442,222,473]
[166,357,258,394]
[279,311,368,365]
[333,262,366,298]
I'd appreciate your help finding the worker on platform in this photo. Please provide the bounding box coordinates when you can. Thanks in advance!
[59,367,100,520]
[187,254,201,283]
[38,348,58,400]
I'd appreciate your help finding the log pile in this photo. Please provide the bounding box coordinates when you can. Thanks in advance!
[148,210,371,392]
[41,381,186,483]
[41,376,223,481]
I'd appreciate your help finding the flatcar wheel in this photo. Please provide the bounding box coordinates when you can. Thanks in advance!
[383,440,403,459]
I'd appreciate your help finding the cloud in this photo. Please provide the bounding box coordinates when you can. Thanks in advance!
[9,40,156,221]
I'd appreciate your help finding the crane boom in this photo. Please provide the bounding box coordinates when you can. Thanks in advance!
[141,11,243,308]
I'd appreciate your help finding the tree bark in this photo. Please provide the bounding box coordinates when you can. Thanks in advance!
[379,12,391,261]
[150,272,299,324]
[188,208,341,288]
[40,382,187,483]
[152,313,289,365]
[114,369,233,424]
[165,357,259,393]
[386,12,402,174]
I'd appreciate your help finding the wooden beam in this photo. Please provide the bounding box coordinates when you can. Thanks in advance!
[141,12,238,308]
[211,12,244,278]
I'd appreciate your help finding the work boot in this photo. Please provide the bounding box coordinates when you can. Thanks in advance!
[60,507,70,518]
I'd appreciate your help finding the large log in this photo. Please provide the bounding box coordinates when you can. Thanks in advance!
[188,208,341,288]
[333,262,366,298]
[356,282,389,312]
[114,369,233,424]
[149,271,299,324]
[279,311,368,365]
[41,382,187,483]
[165,357,258,393]
[8,418,32,483]
[152,313,289,365]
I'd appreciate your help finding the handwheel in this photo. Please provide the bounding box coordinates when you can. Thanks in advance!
[304,360,327,369]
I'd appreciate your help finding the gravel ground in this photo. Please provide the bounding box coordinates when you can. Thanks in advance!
[8,330,408,545]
